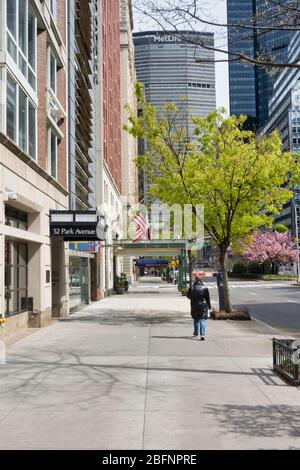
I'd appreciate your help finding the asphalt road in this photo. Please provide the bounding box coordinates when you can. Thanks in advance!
[205,278,300,335]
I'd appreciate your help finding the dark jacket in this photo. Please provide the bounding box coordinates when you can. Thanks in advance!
[187,281,211,320]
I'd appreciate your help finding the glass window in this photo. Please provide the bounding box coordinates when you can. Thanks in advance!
[5,206,28,230]
[28,3,35,69]
[50,50,56,93]
[19,52,27,76]
[49,129,57,179]
[28,68,36,89]
[50,0,56,17]
[6,74,36,159]
[19,87,27,152]
[6,0,36,88]
[5,240,28,316]
[7,0,17,38]
[6,74,17,142]
[18,0,27,54]
[28,101,36,159]
[7,33,17,62]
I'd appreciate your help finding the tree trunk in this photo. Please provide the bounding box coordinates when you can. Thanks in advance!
[188,249,193,288]
[219,246,232,313]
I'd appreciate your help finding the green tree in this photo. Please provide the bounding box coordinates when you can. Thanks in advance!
[274,224,289,233]
[124,84,300,312]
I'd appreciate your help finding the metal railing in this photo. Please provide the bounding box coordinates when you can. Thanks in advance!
[273,338,300,386]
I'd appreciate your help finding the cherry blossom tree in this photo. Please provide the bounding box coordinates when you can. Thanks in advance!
[243,231,297,274]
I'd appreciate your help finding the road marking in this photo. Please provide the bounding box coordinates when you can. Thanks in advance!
[287,300,300,304]
[250,292,257,295]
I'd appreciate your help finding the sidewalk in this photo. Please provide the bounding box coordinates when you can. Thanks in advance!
[0,277,299,450]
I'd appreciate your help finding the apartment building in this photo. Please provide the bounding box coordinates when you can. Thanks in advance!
[0,0,68,334]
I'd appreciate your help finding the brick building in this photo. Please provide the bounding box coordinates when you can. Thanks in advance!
[98,0,124,295]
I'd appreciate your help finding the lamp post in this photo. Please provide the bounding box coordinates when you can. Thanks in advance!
[293,196,300,283]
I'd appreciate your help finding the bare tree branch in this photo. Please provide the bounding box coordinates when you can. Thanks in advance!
[133,0,300,69]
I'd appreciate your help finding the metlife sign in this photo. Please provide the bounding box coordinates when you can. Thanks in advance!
[153,34,182,44]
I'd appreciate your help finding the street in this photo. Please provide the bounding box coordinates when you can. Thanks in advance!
[205,278,300,336]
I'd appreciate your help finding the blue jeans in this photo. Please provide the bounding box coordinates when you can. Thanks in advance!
[194,319,206,337]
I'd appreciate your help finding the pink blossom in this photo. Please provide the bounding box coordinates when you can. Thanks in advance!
[243,231,297,264]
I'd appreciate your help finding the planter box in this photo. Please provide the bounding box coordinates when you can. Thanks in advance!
[115,287,125,295]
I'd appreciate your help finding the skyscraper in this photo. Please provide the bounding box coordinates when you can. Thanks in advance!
[133,30,216,201]
[134,31,216,127]
[227,0,257,127]
[227,0,292,128]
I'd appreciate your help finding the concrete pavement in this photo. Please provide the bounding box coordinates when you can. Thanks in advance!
[0,277,300,450]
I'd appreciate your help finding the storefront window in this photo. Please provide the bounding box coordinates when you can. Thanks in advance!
[69,257,89,311]
[5,239,28,316]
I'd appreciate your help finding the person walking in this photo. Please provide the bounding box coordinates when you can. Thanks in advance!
[187,275,211,340]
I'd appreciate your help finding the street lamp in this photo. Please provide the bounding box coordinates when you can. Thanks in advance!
[292,196,300,283]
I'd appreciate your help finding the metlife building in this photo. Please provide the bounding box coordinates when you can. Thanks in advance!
[133,31,216,134]
[133,31,216,202]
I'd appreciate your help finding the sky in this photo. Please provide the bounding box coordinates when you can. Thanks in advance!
[132,0,230,111]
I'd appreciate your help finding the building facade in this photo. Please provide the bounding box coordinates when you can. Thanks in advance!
[98,0,123,295]
[0,0,68,334]
[227,0,292,129]
[67,0,101,311]
[227,0,257,127]
[133,31,216,124]
[259,33,300,243]
[120,0,138,282]
[133,30,216,202]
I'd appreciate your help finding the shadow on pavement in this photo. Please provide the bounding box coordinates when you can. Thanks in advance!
[204,403,300,438]
[61,309,189,326]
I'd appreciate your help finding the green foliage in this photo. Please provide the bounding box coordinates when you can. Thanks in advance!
[125,87,298,250]
[275,224,289,233]
[262,274,297,280]
[232,263,247,274]
[247,262,263,274]
[124,85,300,311]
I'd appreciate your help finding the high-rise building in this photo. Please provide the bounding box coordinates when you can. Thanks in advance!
[227,0,257,127]
[0,0,68,333]
[134,31,216,125]
[133,30,216,201]
[227,0,292,128]
[260,33,300,242]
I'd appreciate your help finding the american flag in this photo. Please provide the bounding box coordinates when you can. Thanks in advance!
[133,212,151,242]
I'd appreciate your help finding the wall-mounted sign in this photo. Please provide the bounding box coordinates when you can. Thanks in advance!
[153,34,182,44]
[50,211,106,241]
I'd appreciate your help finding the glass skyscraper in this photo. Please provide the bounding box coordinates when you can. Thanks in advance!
[227,0,292,129]
[227,0,257,127]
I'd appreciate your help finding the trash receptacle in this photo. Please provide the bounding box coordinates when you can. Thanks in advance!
[216,271,225,310]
